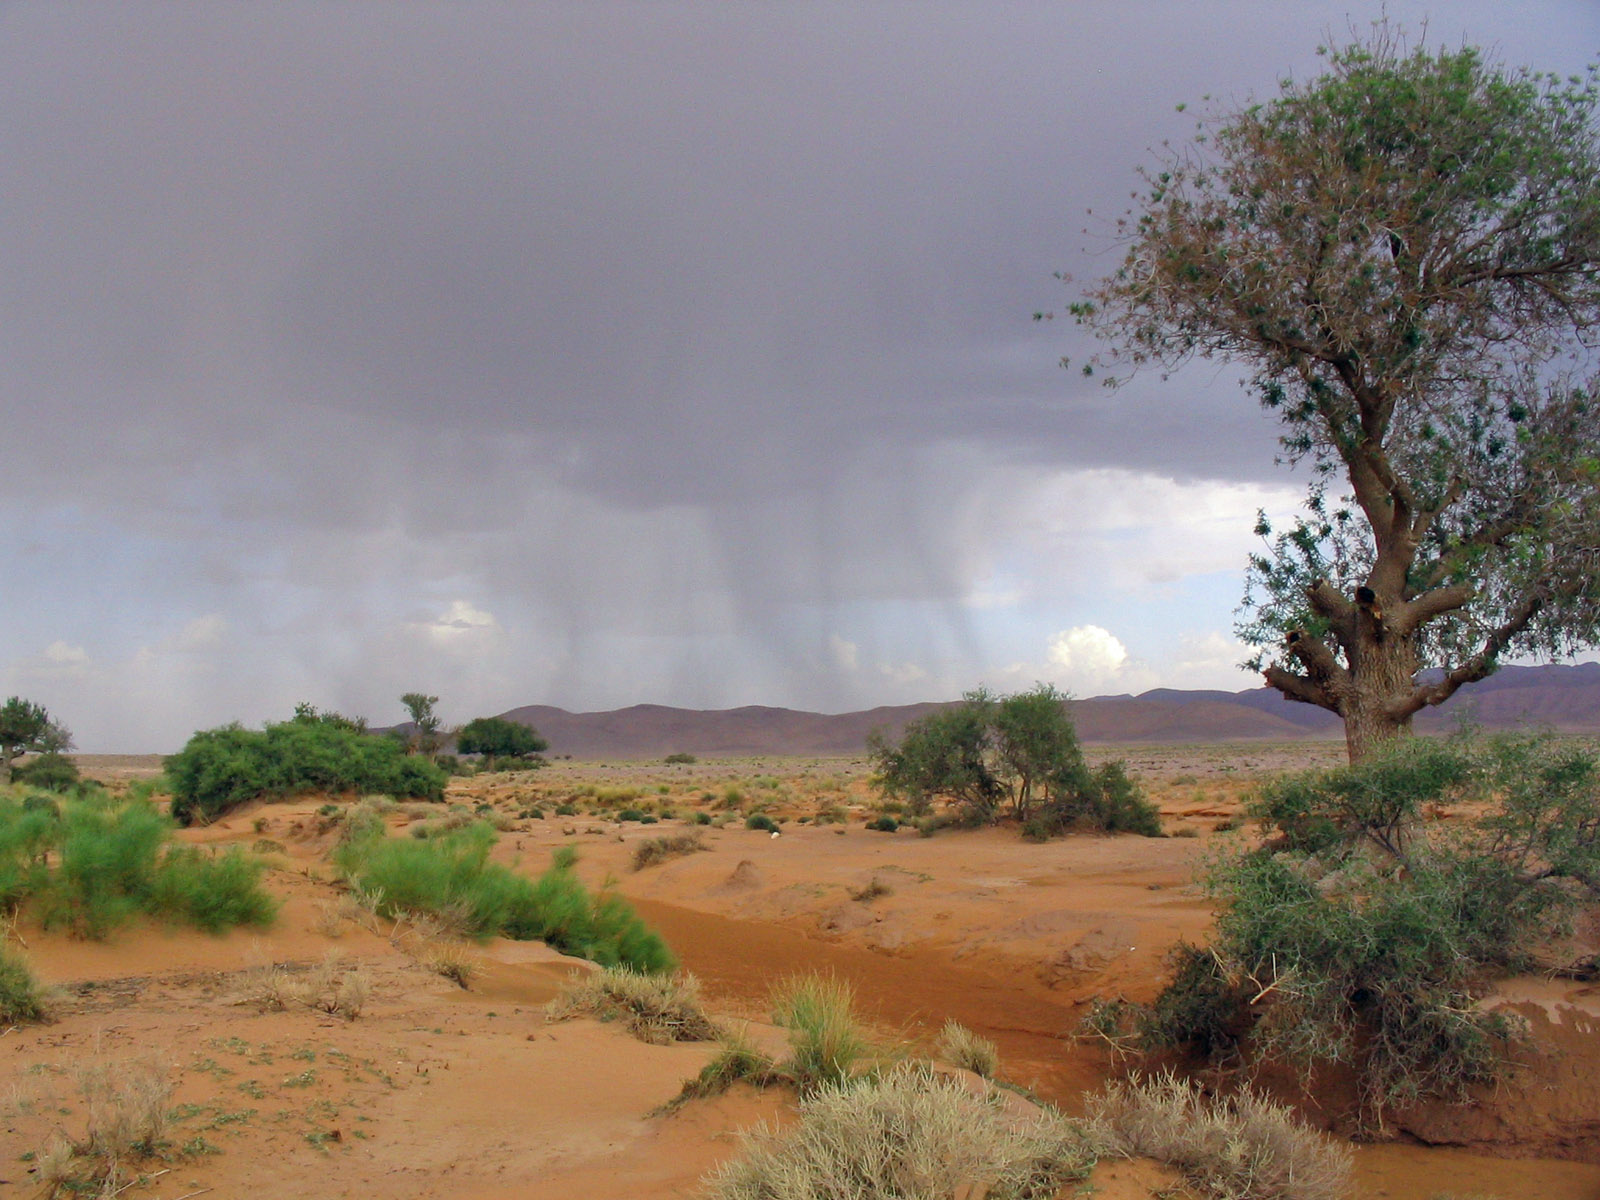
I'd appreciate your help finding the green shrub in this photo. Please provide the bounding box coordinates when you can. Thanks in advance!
[0,794,275,939]
[1136,734,1598,1125]
[335,823,674,973]
[166,714,447,826]
[745,813,779,833]
[692,811,712,826]
[11,753,81,793]
[865,816,898,833]
[0,944,48,1024]
[664,752,697,764]
[618,808,647,822]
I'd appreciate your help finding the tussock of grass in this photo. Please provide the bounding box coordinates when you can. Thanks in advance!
[0,942,48,1024]
[42,1045,174,1196]
[659,1027,780,1112]
[242,952,371,1020]
[548,966,720,1044]
[707,1065,1097,1200]
[935,1020,999,1080]
[1087,1071,1351,1200]
[771,973,873,1094]
[630,830,707,871]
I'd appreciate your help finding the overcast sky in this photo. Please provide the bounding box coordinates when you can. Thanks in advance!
[2,2,1596,751]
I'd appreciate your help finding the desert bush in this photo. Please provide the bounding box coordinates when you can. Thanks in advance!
[935,1020,999,1080]
[871,686,1158,837]
[165,712,447,825]
[335,822,674,972]
[743,812,779,833]
[665,751,697,764]
[0,795,276,939]
[0,943,48,1024]
[1137,733,1597,1124]
[865,815,899,833]
[630,830,707,871]
[771,973,874,1094]
[547,966,720,1043]
[707,1065,1097,1200]
[1087,1071,1351,1200]
[11,752,81,793]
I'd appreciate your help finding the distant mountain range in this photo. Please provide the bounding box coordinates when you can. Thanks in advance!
[497,662,1600,759]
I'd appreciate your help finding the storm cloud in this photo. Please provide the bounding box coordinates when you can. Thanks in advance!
[2,2,1595,749]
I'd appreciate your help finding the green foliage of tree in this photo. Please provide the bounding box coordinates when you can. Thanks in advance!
[455,716,548,769]
[0,697,58,782]
[1128,733,1599,1126]
[869,685,1159,836]
[165,711,448,825]
[1072,27,1600,760]
[401,692,442,758]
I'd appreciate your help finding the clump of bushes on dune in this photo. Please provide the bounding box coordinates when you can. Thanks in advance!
[333,822,675,973]
[165,706,447,825]
[1091,732,1600,1127]
[868,684,1161,838]
[0,788,277,939]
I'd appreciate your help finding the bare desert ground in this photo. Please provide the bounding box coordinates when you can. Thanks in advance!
[4,747,1599,1198]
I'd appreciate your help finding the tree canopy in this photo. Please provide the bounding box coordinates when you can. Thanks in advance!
[0,697,64,782]
[1074,28,1600,759]
[455,716,548,768]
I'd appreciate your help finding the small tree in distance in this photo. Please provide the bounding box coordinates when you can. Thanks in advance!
[869,684,1160,837]
[1069,26,1600,761]
[456,716,549,771]
[0,696,56,782]
[400,692,442,759]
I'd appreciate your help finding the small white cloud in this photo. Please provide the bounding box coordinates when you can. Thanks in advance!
[1046,625,1128,679]
[828,634,859,672]
[165,614,227,652]
[415,599,501,644]
[878,660,928,686]
[43,641,90,667]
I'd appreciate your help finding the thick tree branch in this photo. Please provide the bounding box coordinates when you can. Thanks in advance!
[1263,665,1342,713]
[1389,591,1545,719]
[1391,583,1477,637]
[1285,628,1353,701]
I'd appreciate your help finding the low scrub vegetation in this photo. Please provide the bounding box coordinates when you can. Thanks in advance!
[869,685,1161,838]
[771,973,875,1094]
[935,1020,999,1080]
[707,1065,1096,1200]
[0,790,276,939]
[165,707,448,825]
[1087,1072,1351,1200]
[1102,733,1600,1126]
[629,830,707,871]
[0,943,48,1024]
[334,822,675,972]
[547,966,720,1043]
[39,1049,174,1198]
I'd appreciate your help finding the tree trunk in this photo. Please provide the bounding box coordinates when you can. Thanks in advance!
[1343,633,1418,763]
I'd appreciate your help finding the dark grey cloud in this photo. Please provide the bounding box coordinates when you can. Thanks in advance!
[1,2,1595,747]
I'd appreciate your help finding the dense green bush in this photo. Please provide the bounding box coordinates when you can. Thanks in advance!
[166,712,447,825]
[10,752,82,793]
[0,791,277,939]
[334,821,674,972]
[0,944,47,1024]
[870,686,1159,837]
[744,813,780,833]
[455,716,548,769]
[1123,734,1598,1125]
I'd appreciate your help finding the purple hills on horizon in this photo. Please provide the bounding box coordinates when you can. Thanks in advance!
[495,662,1600,760]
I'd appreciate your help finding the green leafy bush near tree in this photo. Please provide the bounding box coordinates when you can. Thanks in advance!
[0,790,277,939]
[1110,733,1600,1126]
[869,685,1159,837]
[165,708,447,825]
[334,821,674,973]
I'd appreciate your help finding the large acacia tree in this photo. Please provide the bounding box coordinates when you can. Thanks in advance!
[1075,32,1600,760]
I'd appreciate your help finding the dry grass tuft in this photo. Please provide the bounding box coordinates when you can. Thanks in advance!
[657,1025,781,1114]
[548,966,721,1044]
[935,1020,1000,1080]
[1087,1071,1351,1200]
[240,951,371,1020]
[630,830,708,871]
[707,1065,1097,1200]
[40,1045,174,1196]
